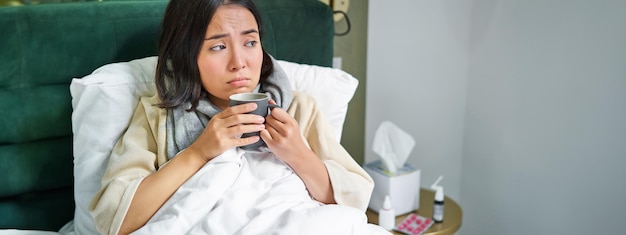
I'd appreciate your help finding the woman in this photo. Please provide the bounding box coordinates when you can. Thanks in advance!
[89,0,374,234]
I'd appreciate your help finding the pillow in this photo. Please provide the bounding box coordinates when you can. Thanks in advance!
[69,56,358,234]
[276,60,357,139]
[70,57,157,235]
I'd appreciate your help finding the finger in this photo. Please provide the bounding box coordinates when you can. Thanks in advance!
[226,123,265,138]
[268,106,290,121]
[266,117,290,139]
[259,129,273,143]
[235,135,261,147]
[223,114,266,129]
[264,114,287,134]
[269,99,277,105]
[260,125,283,147]
[217,103,258,118]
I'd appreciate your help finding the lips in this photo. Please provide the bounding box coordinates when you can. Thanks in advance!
[228,77,249,86]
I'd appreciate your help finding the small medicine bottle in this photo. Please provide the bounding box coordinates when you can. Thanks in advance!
[432,187,444,223]
[379,195,395,230]
[431,176,445,223]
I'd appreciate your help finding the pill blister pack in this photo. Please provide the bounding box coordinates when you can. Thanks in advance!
[394,213,434,235]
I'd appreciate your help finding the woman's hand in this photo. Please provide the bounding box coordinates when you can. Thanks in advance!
[120,104,267,235]
[260,100,336,204]
[186,102,266,162]
[260,100,311,163]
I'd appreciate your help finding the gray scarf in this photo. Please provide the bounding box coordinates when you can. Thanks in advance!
[166,57,292,159]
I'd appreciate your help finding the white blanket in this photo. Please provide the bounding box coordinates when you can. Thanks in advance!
[131,148,389,235]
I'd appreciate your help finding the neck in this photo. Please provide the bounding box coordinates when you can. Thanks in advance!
[208,95,229,111]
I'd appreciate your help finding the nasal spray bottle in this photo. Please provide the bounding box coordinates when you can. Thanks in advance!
[431,176,444,223]
[379,195,395,230]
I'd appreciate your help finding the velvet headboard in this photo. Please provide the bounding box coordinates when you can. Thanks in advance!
[0,0,333,231]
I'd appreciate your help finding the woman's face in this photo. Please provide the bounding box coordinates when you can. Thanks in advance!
[198,4,263,109]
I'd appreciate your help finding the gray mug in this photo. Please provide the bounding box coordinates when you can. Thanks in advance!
[229,93,278,150]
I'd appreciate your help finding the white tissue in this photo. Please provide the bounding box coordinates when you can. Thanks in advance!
[372,121,415,173]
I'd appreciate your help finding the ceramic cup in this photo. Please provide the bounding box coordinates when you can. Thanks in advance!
[229,93,278,150]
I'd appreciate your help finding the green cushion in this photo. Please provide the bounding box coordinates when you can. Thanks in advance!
[257,0,334,67]
[0,2,168,230]
[0,0,333,231]
[0,1,168,143]
[0,188,74,230]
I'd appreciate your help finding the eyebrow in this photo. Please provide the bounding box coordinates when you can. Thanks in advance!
[205,29,259,40]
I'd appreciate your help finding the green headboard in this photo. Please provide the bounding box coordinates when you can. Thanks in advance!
[0,0,333,231]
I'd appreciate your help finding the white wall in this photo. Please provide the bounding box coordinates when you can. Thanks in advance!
[368,0,626,234]
[366,0,472,202]
[462,0,626,234]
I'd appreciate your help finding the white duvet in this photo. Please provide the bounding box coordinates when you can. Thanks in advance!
[131,148,390,235]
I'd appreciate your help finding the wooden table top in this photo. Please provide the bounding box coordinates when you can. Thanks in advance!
[366,188,462,235]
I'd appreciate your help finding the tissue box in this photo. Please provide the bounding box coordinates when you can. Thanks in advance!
[364,160,420,216]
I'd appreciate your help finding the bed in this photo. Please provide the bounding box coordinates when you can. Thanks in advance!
[0,0,384,234]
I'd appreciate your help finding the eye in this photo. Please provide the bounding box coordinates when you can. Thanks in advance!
[245,40,258,47]
[210,44,226,51]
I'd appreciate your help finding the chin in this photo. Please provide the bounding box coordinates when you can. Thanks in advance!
[239,86,256,93]
[230,88,252,96]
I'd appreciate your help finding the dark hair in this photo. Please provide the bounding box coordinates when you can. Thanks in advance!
[155,0,274,110]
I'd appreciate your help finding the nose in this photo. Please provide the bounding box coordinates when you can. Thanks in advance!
[229,48,246,71]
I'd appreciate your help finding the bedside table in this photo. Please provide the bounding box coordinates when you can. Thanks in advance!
[366,188,462,235]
